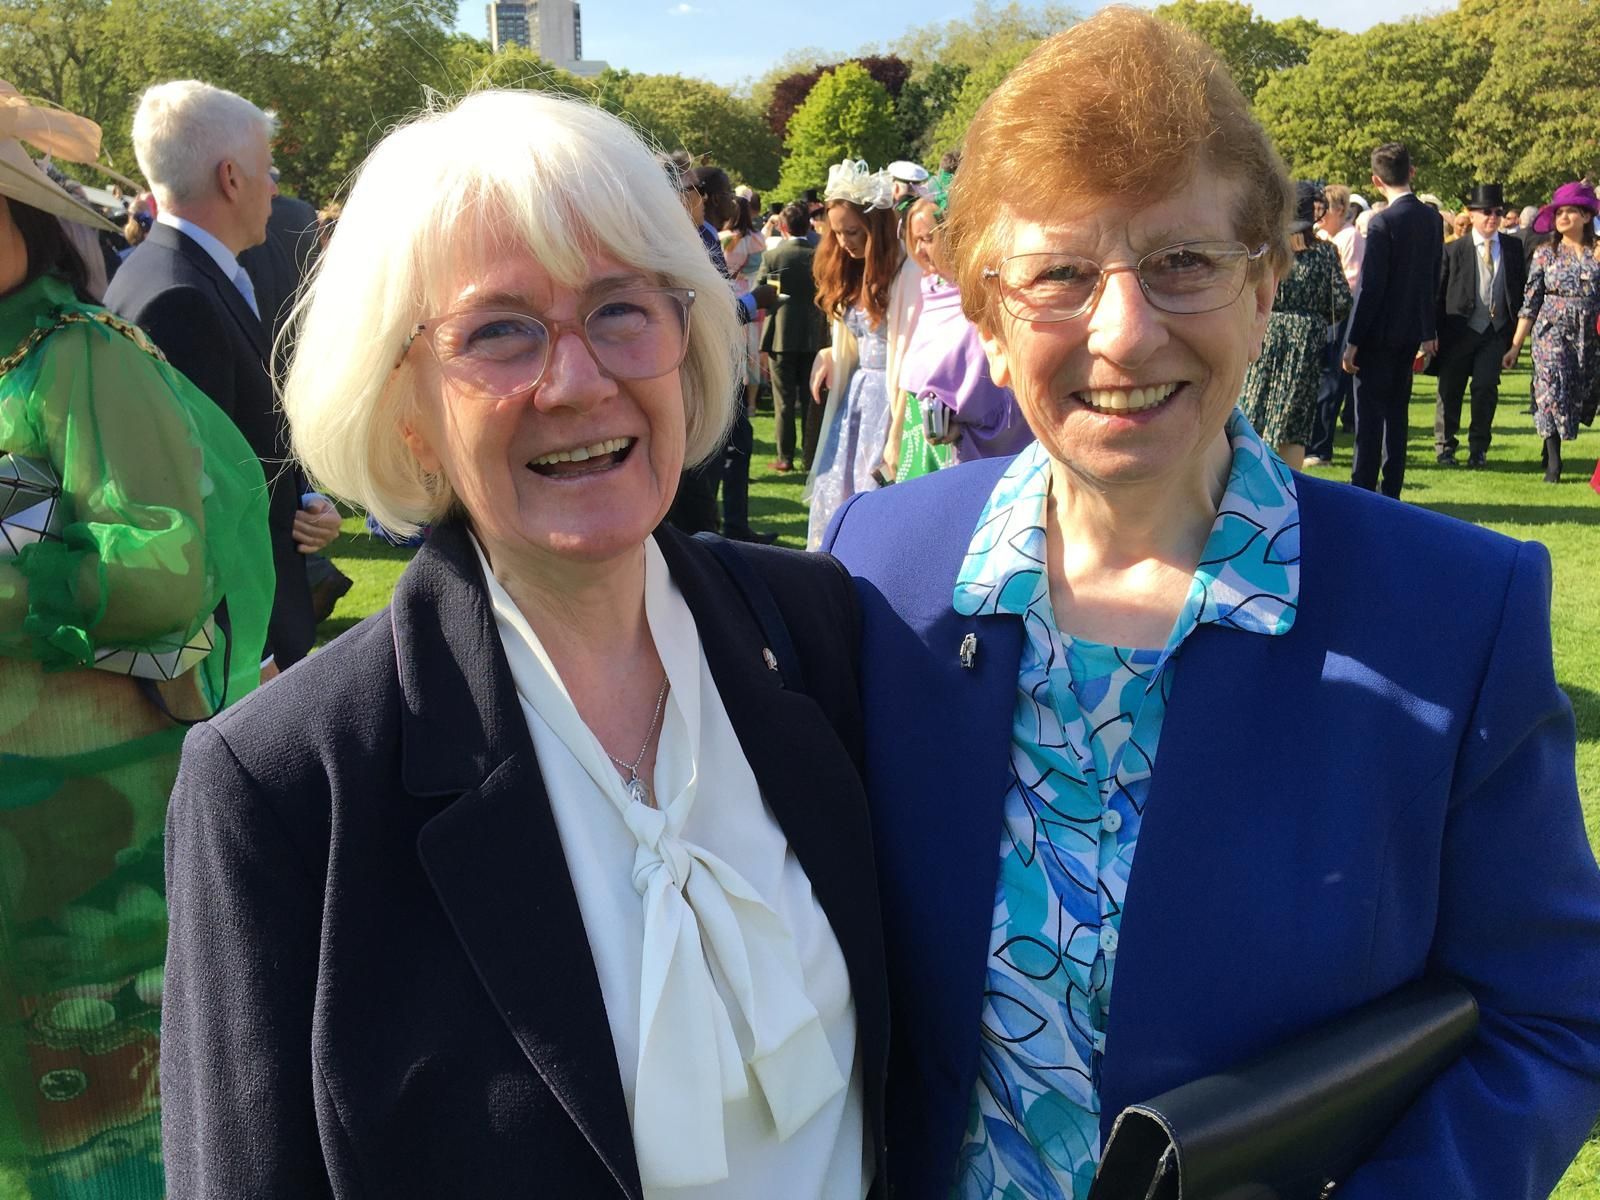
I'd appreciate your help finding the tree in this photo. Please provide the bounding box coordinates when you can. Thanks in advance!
[891,0,1076,76]
[766,65,828,138]
[763,54,912,141]
[893,61,971,163]
[775,62,898,201]
[1453,0,1600,202]
[1153,0,1331,100]
[595,71,781,191]
[1253,17,1490,201]
[0,0,464,204]
[926,43,1034,163]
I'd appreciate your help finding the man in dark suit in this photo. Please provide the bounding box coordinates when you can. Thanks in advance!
[1342,142,1444,499]
[238,191,319,350]
[104,80,338,671]
[1433,183,1527,468]
[757,203,830,471]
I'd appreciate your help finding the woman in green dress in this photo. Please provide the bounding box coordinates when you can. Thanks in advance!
[1239,181,1351,469]
[0,87,272,1198]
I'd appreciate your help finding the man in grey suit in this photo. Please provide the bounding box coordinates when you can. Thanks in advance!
[757,204,830,471]
[1342,142,1444,499]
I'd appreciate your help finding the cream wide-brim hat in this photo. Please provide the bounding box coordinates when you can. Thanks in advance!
[0,80,119,234]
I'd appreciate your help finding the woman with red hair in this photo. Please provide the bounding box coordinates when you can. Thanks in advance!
[803,160,920,548]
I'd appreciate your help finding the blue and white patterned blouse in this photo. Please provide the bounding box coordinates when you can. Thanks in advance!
[949,408,1301,1200]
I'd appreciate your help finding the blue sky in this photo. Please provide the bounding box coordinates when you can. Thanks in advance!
[455,0,1447,89]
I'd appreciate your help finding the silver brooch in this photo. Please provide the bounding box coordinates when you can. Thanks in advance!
[959,632,978,669]
[762,647,778,671]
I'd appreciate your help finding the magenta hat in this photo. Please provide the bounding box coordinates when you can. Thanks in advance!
[1532,180,1599,233]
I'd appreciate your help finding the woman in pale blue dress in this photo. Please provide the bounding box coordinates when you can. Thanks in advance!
[807,306,891,547]
[804,159,921,548]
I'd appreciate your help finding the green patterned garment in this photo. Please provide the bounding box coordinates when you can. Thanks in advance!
[0,273,273,1199]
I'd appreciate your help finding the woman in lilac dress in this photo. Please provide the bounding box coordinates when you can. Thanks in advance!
[893,200,1032,479]
[1504,181,1600,482]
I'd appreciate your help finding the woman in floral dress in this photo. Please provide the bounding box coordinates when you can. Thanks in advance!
[1504,181,1600,482]
[1238,182,1351,469]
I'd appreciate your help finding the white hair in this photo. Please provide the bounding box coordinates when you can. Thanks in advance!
[280,89,740,540]
[132,80,275,206]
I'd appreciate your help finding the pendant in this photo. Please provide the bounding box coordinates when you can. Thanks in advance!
[625,776,650,807]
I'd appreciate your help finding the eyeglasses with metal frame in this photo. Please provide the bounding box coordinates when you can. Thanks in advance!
[396,287,696,400]
[983,240,1270,324]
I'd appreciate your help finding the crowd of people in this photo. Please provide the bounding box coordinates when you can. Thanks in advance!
[2,8,1600,1199]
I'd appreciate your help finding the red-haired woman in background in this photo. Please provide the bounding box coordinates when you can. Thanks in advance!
[803,160,920,548]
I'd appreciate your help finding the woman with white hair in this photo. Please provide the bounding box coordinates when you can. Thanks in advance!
[160,90,887,1198]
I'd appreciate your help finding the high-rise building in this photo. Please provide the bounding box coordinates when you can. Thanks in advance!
[486,1,529,53]
[486,0,608,76]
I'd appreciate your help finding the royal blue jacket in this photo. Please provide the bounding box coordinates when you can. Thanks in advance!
[826,460,1600,1200]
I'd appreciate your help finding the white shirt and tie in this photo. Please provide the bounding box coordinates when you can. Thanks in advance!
[155,212,260,320]
[1471,228,1502,324]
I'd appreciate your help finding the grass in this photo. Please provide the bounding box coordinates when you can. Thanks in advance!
[314,361,1600,1196]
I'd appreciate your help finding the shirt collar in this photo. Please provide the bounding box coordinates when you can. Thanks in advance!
[156,212,242,281]
[1473,229,1499,251]
[954,407,1300,659]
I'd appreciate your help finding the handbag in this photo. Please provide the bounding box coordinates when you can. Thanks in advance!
[1087,978,1478,1200]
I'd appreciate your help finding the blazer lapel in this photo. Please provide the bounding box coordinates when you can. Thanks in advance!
[1096,609,1358,1137]
[156,223,270,360]
[399,522,642,1200]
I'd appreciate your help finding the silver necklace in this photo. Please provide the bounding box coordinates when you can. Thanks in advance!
[606,675,670,806]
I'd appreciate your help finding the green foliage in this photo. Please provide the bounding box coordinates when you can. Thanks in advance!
[1153,0,1331,99]
[592,70,781,191]
[775,63,898,202]
[886,1,1077,162]
[893,61,971,163]
[1253,18,1490,200]
[0,0,464,203]
[890,1,1076,77]
[926,43,1035,164]
[1452,0,1600,203]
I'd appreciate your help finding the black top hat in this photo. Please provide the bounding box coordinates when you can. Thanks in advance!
[1463,183,1505,211]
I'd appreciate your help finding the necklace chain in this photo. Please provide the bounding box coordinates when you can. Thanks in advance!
[606,674,670,793]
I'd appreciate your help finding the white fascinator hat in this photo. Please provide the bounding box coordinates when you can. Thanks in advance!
[823,159,895,211]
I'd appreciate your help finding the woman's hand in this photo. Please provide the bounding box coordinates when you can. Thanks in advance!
[810,350,832,405]
[1502,342,1522,371]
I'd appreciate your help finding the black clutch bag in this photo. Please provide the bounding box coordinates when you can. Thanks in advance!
[1088,978,1478,1200]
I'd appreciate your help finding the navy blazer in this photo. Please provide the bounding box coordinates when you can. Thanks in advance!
[161,521,889,1198]
[104,221,314,665]
[1347,192,1445,350]
[825,460,1600,1199]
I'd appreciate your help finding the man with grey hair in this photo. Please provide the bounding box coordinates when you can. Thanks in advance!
[105,80,338,673]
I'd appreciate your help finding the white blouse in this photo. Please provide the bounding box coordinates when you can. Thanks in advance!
[476,536,870,1199]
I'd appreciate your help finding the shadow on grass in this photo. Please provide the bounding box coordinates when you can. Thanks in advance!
[1419,502,1600,526]
[327,534,416,563]
[1563,683,1600,746]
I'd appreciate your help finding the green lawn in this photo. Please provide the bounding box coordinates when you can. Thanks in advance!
[315,361,1600,1196]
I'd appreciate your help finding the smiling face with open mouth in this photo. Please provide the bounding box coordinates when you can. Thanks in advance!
[401,246,688,571]
[978,168,1276,495]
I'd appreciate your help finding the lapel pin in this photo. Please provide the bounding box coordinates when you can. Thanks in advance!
[959,632,978,669]
[762,647,778,671]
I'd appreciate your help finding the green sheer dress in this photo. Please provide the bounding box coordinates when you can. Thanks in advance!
[0,273,273,1199]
